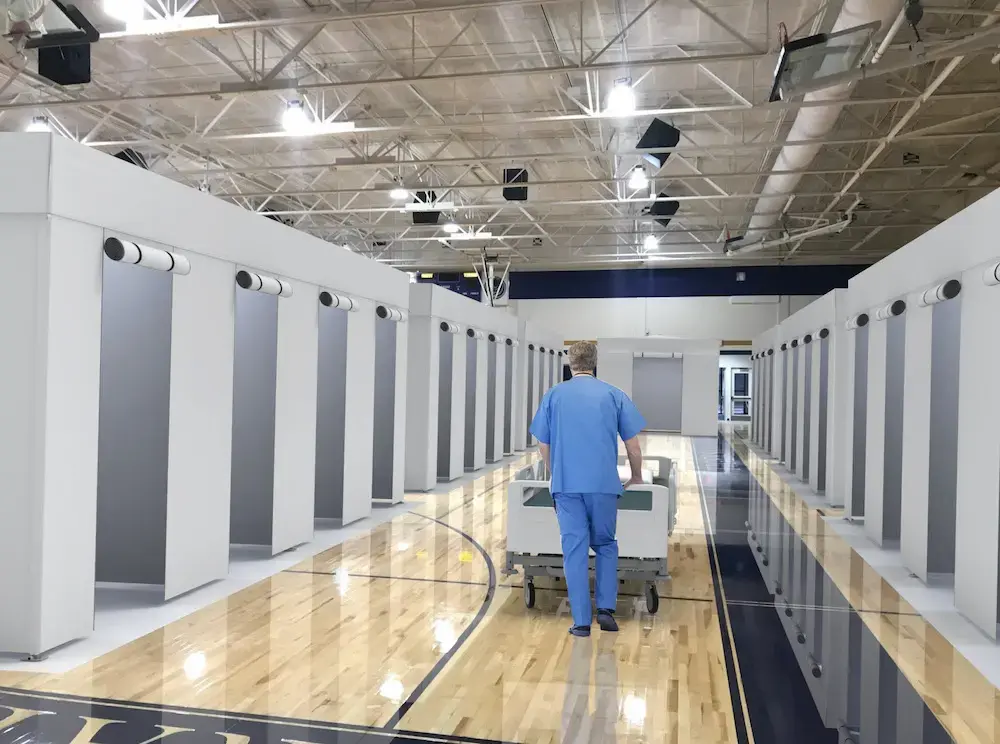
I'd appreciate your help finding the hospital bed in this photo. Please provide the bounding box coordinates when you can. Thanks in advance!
[504,456,678,614]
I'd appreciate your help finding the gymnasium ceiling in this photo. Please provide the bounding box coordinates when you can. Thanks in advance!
[3,0,1000,271]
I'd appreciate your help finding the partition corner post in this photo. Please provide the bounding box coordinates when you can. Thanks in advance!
[954,279,1000,637]
[392,313,409,504]
[404,317,437,491]
[24,216,104,652]
[342,305,376,524]
[899,304,934,581]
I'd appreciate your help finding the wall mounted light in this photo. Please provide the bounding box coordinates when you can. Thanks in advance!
[319,290,359,311]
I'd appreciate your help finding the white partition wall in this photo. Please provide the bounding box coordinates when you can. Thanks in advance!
[597,337,720,437]
[864,300,906,548]
[316,291,365,524]
[901,280,963,583]
[465,328,487,470]
[0,133,410,656]
[956,262,1000,637]
[372,304,408,505]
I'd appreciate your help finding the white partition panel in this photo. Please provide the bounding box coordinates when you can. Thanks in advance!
[503,341,516,455]
[490,339,506,463]
[680,353,719,437]
[795,340,807,479]
[271,287,319,555]
[784,345,795,465]
[474,335,489,468]
[449,332,468,475]
[864,317,889,545]
[955,267,1000,638]
[165,251,236,597]
[392,313,409,504]
[900,301,933,579]
[773,346,786,460]
[0,216,103,655]
[405,316,438,491]
[808,337,822,491]
[342,304,376,525]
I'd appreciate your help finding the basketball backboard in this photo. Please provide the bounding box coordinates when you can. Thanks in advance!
[3,0,98,49]
[769,21,880,102]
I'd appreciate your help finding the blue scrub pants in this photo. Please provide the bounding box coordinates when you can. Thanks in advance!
[553,492,618,627]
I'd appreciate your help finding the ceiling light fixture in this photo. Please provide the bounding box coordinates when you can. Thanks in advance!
[389,186,409,200]
[405,200,454,212]
[103,0,144,23]
[281,100,313,135]
[25,115,50,133]
[443,221,460,233]
[643,235,658,252]
[627,166,648,190]
[606,79,637,117]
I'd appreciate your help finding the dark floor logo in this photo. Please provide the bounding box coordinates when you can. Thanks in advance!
[0,690,509,744]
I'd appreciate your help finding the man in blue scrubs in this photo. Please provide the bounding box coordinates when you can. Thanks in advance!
[530,341,646,636]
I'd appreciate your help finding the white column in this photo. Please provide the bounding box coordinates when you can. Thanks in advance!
[808,338,822,492]
[840,325,859,515]
[473,335,488,469]
[391,313,409,504]
[955,267,1000,638]
[341,302,375,525]
[270,284,319,555]
[900,300,933,581]
[492,341,506,462]
[0,215,103,656]
[796,340,808,480]
[784,345,795,465]
[448,331,467,480]
[165,250,236,596]
[772,346,787,460]
[864,317,888,545]
[404,316,438,491]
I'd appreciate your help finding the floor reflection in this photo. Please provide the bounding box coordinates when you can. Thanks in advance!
[704,433,957,744]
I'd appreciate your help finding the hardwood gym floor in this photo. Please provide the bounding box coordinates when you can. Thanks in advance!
[0,433,996,743]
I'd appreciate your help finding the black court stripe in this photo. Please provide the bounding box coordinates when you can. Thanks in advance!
[693,444,753,744]
[0,686,512,744]
[384,512,498,729]
[283,569,488,587]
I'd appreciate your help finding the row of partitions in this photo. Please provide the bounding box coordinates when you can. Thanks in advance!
[0,232,561,658]
[749,226,1000,640]
[403,283,563,492]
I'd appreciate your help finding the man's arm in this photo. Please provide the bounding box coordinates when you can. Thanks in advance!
[539,443,550,471]
[623,436,643,487]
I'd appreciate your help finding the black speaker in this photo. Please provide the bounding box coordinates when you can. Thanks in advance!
[636,118,680,169]
[647,194,679,228]
[412,190,440,225]
[38,43,91,86]
[503,168,528,201]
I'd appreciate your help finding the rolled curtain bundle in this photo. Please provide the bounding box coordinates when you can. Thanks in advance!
[983,261,1000,287]
[375,305,407,322]
[236,269,292,297]
[320,290,359,311]
[467,328,484,340]
[845,312,869,330]
[439,321,461,334]
[104,237,191,275]
[874,299,905,321]
[918,279,962,305]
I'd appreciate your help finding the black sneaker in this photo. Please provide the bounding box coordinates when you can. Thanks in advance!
[596,609,618,632]
[569,625,591,637]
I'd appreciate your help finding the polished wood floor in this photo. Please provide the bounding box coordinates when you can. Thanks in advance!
[0,435,742,743]
[2,432,998,743]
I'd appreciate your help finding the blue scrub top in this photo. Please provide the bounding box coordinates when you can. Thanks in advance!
[530,375,646,496]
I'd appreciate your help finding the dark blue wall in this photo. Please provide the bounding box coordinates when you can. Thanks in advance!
[508,265,867,299]
[418,264,867,301]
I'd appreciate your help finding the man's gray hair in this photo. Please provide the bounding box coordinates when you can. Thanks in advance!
[567,341,598,373]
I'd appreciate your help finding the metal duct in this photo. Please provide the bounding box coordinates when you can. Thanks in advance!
[730,1,904,251]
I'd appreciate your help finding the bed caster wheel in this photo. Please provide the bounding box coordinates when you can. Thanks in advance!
[644,584,659,615]
[524,581,536,609]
